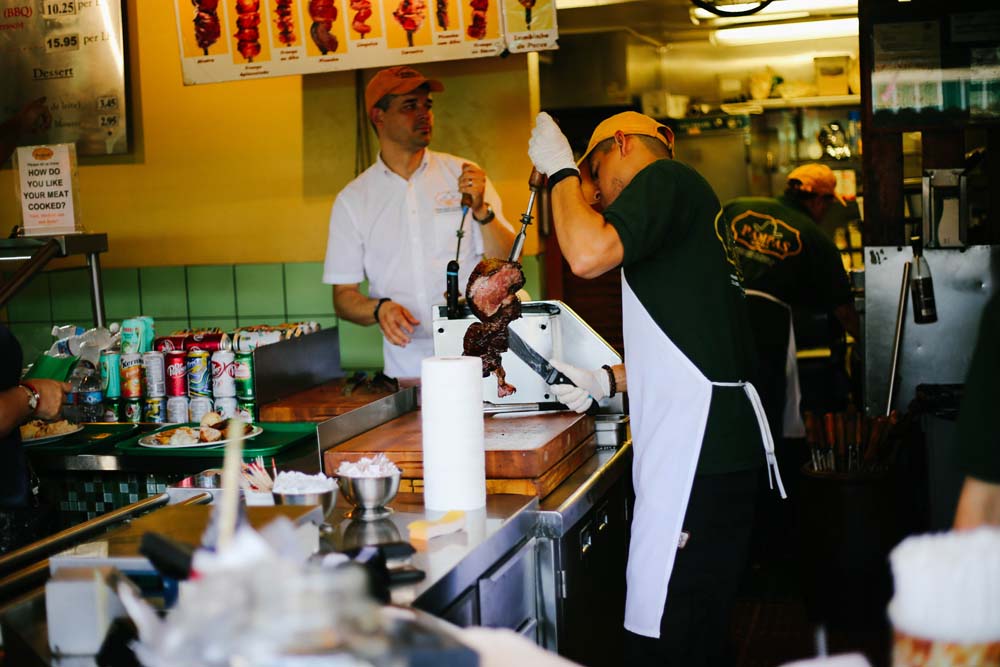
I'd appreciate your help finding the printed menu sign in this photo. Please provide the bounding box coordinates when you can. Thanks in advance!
[174,0,557,85]
[13,144,81,236]
[0,0,128,156]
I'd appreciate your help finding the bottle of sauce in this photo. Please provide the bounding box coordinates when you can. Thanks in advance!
[910,235,938,324]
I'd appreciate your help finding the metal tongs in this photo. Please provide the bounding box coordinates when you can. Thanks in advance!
[508,168,546,263]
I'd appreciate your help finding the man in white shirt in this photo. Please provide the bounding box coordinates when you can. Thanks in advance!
[323,66,515,378]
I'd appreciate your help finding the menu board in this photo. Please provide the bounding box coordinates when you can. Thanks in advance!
[0,0,128,156]
[174,0,557,85]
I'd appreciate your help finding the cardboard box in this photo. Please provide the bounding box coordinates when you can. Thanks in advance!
[815,56,851,96]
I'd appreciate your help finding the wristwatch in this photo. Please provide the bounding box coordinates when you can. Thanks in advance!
[20,383,39,416]
[473,204,495,225]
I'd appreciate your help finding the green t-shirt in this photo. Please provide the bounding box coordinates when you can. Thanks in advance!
[605,159,763,475]
[723,195,852,312]
[957,291,1000,483]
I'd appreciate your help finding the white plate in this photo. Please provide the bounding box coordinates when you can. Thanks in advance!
[137,425,264,450]
[21,424,85,446]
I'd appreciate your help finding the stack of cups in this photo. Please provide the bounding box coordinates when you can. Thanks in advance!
[888,528,1000,666]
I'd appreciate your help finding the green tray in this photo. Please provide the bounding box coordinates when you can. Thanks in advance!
[113,422,317,458]
[24,423,141,455]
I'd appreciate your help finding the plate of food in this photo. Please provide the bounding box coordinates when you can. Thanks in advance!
[137,418,263,449]
[20,419,84,445]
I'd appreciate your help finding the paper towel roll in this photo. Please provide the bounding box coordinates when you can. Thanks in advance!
[422,356,486,511]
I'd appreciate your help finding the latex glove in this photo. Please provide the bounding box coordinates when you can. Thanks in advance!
[528,112,577,177]
[547,359,610,414]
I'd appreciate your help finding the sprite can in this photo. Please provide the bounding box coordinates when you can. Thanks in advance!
[123,398,143,423]
[120,318,144,354]
[233,353,255,399]
[102,399,121,422]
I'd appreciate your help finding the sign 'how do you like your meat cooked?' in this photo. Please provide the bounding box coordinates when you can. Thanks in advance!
[173,0,558,85]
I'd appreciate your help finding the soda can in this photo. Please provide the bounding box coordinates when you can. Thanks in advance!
[100,351,121,399]
[186,332,231,352]
[233,353,255,399]
[154,335,189,352]
[143,397,166,423]
[120,319,144,354]
[120,353,144,399]
[236,399,256,423]
[232,330,282,353]
[102,399,121,422]
[187,350,212,398]
[214,396,238,419]
[188,396,213,423]
[165,351,188,397]
[138,316,156,353]
[211,350,236,397]
[166,396,190,424]
[142,351,166,397]
[123,398,143,423]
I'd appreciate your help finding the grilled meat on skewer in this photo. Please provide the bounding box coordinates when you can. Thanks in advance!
[393,0,426,46]
[192,0,222,54]
[350,0,373,36]
[436,0,447,30]
[463,258,525,397]
[466,0,488,39]
[234,0,262,61]
[309,0,340,53]
[274,0,296,44]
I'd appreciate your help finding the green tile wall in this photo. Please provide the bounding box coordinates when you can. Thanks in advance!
[187,265,236,318]
[235,264,285,317]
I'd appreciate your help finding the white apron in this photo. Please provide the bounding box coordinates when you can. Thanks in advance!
[622,275,786,639]
[744,289,806,439]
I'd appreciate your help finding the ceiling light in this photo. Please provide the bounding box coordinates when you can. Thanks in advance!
[712,17,858,46]
[691,0,856,25]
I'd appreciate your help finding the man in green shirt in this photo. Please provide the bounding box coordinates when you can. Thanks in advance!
[528,111,784,666]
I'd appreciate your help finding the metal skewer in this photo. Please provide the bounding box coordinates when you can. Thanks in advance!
[508,168,546,263]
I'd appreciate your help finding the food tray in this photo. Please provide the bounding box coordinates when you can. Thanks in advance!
[113,422,316,458]
[23,423,141,455]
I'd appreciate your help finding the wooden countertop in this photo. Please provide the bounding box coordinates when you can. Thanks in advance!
[259,377,418,422]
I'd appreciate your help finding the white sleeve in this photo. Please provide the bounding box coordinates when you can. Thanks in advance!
[322,194,366,285]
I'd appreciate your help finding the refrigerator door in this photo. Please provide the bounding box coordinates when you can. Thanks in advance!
[672,126,751,204]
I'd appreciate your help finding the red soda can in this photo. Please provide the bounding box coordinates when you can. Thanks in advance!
[165,351,188,397]
[186,332,232,352]
[154,335,189,352]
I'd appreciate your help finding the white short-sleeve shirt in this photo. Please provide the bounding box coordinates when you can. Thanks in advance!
[323,149,509,378]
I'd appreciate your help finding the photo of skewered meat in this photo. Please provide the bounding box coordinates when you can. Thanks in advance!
[518,0,535,27]
[234,0,262,61]
[463,258,525,398]
[466,0,487,39]
[273,0,296,45]
[435,0,447,30]
[308,0,339,53]
[392,0,426,47]
[192,0,222,54]
[349,0,373,38]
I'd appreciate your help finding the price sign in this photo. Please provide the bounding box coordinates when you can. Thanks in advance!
[98,114,119,128]
[45,34,80,53]
[97,95,119,111]
[42,1,77,17]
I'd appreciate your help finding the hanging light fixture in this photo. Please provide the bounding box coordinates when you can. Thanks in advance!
[712,16,858,46]
[691,0,856,26]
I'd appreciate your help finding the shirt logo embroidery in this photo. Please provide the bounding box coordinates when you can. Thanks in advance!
[730,210,803,260]
[435,190,462,214]
[714,209,744,287]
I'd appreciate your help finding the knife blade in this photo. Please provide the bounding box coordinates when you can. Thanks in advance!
[506,328,574,386]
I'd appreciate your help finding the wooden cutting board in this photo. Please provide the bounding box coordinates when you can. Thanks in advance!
[260,378,406,422]
[323,411,594,479]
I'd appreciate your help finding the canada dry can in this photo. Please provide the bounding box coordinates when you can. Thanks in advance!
[142,351,166,397]
[211,350,236,397]
[232,330,282,354]
[165,351,188,397]
[166,396,189,424]
[236,399,256,422]
[154,335,188,352]
[143,397,166,423]
[120,318,144,354]
[214,396,238,419]
[233,353,255,399]
[187,351,212,398]
[100,351,121,399]
[102,399,121,422]
[120,353,144,399]
[123,398,142,423]
[186,332,231,352]
[188,396,213,423]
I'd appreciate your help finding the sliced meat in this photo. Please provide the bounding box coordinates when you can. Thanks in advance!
[463,258,525,397]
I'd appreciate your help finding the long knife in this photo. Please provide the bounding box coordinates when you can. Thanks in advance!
[506,328,574,386]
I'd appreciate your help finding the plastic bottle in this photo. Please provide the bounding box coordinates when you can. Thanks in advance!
[73,362,105,422]
[910,235,938,325]
[846,111,861,157]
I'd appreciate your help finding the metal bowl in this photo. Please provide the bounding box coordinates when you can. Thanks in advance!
[337,472,401,521]
[272,488,337,520]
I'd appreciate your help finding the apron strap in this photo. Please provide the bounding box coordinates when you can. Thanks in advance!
[713,381,788,499]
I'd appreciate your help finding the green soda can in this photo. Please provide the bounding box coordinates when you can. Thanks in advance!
[236,399,256,423]
[138,316,156,353]
[233,353,255,400]
[123,398,142,423]
[100,351,121,399]
[102,399,121,422]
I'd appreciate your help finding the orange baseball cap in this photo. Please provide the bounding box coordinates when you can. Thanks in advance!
[365,66,444,115]
[787,164,846,205]
[579,111,675,165]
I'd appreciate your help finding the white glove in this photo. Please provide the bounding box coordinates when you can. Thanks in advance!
[528,112,577,177]
[547,359,610,414]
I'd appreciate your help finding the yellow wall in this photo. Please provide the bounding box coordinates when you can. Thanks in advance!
[0,1,538,267]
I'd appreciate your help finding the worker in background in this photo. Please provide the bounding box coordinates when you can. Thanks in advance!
[322,66,515,378]
[953,290,1000,529]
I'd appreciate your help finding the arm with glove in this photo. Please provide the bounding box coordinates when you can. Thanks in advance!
[547,360,627,413]
[528,112,623,279]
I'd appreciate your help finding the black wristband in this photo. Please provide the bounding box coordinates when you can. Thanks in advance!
[373,297,391,324]
[602,364,617,398]
[547,167,580,191]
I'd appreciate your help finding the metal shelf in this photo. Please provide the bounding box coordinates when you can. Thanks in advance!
[721,94,861,115]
